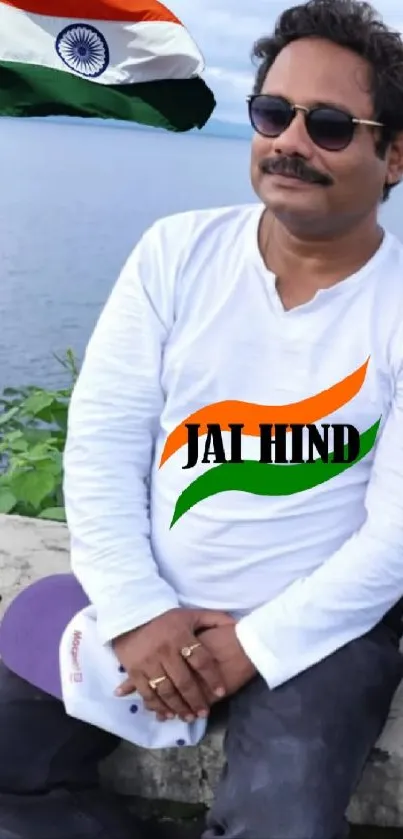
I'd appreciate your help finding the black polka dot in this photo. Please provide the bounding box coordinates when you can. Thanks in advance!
[130,704,138,714]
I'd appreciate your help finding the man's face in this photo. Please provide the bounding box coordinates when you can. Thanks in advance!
[250,37,400,232]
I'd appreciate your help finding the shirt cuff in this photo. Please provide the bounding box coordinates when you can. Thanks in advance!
[96,594,180,645]
[235,615,285,690]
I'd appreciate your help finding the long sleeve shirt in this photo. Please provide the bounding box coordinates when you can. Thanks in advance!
[63,202,403,691]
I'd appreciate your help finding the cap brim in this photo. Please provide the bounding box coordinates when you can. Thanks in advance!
[0,574,89,699]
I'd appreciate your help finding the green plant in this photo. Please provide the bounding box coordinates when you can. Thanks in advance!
[0,349,78,521]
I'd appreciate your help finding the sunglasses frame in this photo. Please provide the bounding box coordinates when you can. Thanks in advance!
[246,94,384,151]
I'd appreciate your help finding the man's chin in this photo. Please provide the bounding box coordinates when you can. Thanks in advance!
[262,187,328,231]
[264,188,323,215]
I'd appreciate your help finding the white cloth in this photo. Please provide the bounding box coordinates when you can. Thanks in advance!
[62,202,403,746]
[59,606,207,748]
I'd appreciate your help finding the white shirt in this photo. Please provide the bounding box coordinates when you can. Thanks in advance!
[63,202,403,694]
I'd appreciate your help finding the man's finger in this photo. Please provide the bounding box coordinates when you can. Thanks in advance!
[114,677,136,697]
[193,610,236,631]
[164,656,210,717]
[143,669,198,721]
[186,645,227,698]
[114,676,172,717]
[135,672,177,718]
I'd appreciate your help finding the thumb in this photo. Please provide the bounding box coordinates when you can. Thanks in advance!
[193,609,236,631]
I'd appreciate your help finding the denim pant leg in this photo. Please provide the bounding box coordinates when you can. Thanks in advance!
[0,661,145,839]
[203,622,403,839]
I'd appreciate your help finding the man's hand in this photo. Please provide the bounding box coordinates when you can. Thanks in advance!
[112,607,235,722]
[196,624,257,699]
[116,623,257,719]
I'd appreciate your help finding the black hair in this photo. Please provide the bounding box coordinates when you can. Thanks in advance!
[251,0,403,201]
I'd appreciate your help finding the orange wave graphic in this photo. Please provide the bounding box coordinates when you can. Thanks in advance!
[159,358,369,467]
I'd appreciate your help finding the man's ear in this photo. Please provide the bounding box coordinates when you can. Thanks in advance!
[385,132,403,189]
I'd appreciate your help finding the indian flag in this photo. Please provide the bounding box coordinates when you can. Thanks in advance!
[0,0,216,131]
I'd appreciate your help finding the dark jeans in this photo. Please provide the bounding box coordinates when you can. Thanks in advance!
[0,621,402,839]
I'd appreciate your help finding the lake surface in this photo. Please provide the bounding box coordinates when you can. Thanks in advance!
[0,118,255,392]
[1,116,402,392]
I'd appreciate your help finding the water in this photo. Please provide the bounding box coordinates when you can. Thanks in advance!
[1,117,402,393]
[0,118,255,392]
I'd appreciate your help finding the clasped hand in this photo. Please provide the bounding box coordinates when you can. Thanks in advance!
[112,607,256,722]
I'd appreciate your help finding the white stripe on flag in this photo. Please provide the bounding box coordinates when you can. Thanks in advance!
[0,4,205,85]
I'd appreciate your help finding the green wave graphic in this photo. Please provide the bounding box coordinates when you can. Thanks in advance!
[170,420,381,527]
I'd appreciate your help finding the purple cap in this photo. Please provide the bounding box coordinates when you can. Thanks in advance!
[0,574,89,699]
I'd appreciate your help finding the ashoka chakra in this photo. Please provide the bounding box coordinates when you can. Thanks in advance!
[55,23,109,79]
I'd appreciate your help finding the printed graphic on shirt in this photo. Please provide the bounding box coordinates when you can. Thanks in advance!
[159,358,381,527]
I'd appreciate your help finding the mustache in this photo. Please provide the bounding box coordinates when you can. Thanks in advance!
[260,156,333,186]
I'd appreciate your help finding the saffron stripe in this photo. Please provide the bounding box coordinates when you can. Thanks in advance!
[0,0,180,23]
[160,359,370,466]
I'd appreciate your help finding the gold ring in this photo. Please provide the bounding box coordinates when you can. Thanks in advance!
[149,676,167,690]
[181,642,202,659]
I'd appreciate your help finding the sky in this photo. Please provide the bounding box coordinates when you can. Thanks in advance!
[167,0,403,124]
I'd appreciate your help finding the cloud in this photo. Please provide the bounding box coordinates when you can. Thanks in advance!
[203,67,253,122]
[168,0,268,122]
[167,0,403,124]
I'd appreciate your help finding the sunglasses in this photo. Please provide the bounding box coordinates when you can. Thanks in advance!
[247,94,384,152]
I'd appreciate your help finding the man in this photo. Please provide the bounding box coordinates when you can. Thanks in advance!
[1,0,403,837]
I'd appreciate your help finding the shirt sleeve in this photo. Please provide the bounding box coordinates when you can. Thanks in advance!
[235,352,403,689]
[63,222,179,645]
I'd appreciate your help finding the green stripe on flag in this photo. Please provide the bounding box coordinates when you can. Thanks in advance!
[0,61,216,131]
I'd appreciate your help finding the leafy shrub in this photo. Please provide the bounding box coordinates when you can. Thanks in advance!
[0,349,78,521]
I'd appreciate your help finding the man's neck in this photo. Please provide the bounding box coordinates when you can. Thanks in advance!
[258,210,384,310]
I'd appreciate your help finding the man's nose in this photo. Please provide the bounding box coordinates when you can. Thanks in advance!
[272,110,313,157]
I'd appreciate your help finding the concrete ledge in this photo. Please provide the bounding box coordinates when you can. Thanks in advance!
[1,513,403,828]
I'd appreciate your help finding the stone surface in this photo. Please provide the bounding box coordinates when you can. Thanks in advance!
[99,715,225,809]
[0,513,70,616]
[2,513,403,827]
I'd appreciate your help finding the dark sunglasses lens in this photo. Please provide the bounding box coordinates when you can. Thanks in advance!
[307,108,354,150]
[249,96,291,137]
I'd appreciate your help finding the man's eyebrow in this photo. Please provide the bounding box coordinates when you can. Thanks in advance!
[306,99,352,112]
